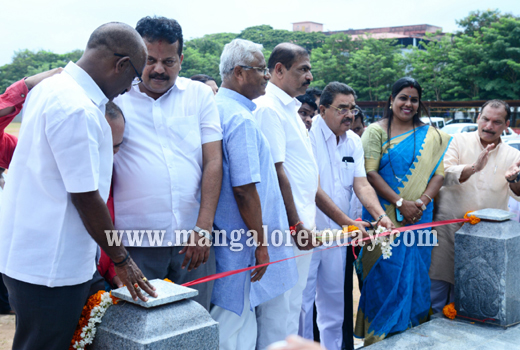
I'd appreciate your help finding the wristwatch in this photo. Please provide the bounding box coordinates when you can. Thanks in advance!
[193,226,212,241]
[395,198,404,208]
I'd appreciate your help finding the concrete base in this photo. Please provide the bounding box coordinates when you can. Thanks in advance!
[364,316,520,349]
[91,299,219,350]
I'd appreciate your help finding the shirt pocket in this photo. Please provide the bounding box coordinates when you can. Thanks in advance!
[165,115,201,155]
[340,162,355,194]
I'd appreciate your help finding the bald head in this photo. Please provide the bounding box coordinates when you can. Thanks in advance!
[78,22,147,101]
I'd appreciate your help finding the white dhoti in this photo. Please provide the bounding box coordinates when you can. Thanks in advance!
[299,244,346,350]
[211,280,257,350]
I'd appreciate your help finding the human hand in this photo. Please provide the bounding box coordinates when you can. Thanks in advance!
[114,257,157,302]
[291,224,322,250]
[505,159,520,182]
[267,335,323,350]
[179,230,211,271]
[251,245,269,282]
[378,216,396,231]
[474,144,496,172]
[112,275,123,289]
[24,68,63,91]
[399,200,422,225]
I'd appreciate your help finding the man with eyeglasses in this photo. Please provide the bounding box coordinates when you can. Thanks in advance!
[301,82,393,350]
[0,23,155,350]
[112,16,222,311]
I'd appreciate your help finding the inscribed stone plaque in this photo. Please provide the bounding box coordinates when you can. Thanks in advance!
[454,220,520,327]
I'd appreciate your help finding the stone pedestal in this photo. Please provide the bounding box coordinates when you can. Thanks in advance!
[454,210,520,327]
[91,279,219,349]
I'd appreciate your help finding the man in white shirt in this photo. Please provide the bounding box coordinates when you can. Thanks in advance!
[0,23,156,350]
[303,82,393,350]
[113,16,223,310]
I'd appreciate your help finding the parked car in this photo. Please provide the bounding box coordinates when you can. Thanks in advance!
[502,127,519,142]
[506,139,520,151]
[420,117,445,129]
[441,123,478,135]
[445,118,474,125]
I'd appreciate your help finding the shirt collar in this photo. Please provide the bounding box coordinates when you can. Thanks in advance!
[318,114,347,145]
[266,82,299,107]
[63,62,108,108]
[217,88,256,112]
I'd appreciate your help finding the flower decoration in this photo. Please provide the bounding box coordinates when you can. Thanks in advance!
[464,211,481,225]
[443,302,457,320]
[70,290,119,350]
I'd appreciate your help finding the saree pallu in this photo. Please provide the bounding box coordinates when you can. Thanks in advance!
[355,124,451,345]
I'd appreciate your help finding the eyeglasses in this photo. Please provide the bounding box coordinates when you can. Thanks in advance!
[114,53,143,86]
[235,65,270,75]
[328,105,359,116]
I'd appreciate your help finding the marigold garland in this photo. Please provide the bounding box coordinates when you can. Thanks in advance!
[69,290,119,350]
[70,278,173,349]
[443,302,457,319]
[464,211,481,225]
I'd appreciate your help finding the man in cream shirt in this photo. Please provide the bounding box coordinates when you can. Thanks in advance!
[431,100,520,313]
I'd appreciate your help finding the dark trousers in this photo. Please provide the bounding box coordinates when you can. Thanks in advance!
[341,246,355,350]
[3,274,91,350]
[126,245,216,311]
[0,276,11,313]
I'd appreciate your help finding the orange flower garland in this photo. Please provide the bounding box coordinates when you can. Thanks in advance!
[70,290,119,349]
[464,211,481,225]
[443,302,457,319]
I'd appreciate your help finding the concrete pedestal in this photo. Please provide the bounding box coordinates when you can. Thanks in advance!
[91,279,218,350]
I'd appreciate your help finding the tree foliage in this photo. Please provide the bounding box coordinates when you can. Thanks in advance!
[1,10,519,101]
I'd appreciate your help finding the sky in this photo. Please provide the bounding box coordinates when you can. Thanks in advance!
[1,0,519,67]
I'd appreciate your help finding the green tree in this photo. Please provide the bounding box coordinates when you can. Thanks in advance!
[310,33,360,88]
[481,16,520,99]
[346,38,403,101]
[406,33,454,101]
[0,49,82,93]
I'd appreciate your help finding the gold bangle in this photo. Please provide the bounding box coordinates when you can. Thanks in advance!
[423,193,432,202]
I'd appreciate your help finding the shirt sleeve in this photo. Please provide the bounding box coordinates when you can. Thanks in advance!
[255,106,286,164]
[443,136,466,186]
[361,124,384,173]
[198,87,223,144]
[45,107,105,193]
[353,137,367,178]
[227,116,262,187]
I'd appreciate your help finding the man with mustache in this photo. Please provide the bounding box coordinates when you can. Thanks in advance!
[430,100,520,314]
[112,16,223,310]
[253,43,319,348]
[0,22,155,349]
[302,82,393,350]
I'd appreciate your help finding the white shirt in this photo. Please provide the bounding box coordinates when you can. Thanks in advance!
[0,62,112,287]
[310,115,366,229]
[113,77,222,247]
[254,82,319,228]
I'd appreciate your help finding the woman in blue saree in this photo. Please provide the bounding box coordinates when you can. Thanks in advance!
[354,78,452,345]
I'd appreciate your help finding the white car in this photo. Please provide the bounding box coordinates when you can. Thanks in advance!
[502,127,519,142]
[506,139,520,151]
[441,123,478,135]
[420,117,445,129]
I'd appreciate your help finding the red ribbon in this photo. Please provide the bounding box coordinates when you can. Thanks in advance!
[182,218,470,287]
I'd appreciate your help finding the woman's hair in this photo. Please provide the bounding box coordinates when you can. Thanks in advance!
[382,77,441,149]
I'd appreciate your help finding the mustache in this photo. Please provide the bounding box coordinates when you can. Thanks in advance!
[149,73,170,80]
[483,129,496,135]
[341,117,353,123]
[302,80,311,87]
